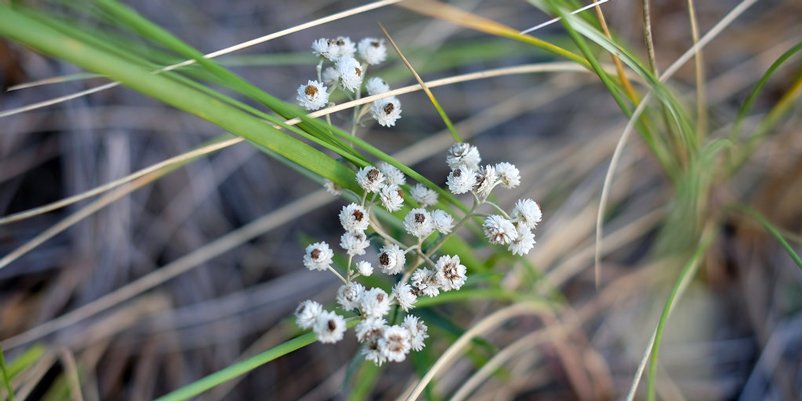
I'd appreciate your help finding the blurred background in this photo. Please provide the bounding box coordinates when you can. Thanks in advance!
[1,0,801,400]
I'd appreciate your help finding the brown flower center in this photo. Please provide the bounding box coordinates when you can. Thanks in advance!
[352,210,364,221]
[304,85,318,97]
[383,103,394,114]
[371,41,380,48]
[328,320,337,331]
[367,169,379,181]
[414,213,425,223]
[311,249,321,259]
[355,67,362,77]
[379,252,391,266]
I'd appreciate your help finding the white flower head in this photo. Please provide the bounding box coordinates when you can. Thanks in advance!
[446,143,481,170]
[446,165,475,195]
[435,254,467,291]
[339,203,370,232]
[321,66,340,87]
[432,210,454,234]
[473,164,497,199]
[365,77,390,96]
[378,243,406,275]
[360,287,391,318]
[335,56,363,92]
[483,215,517,245]
[303,242,334,271]
[371,96,402,127]
[356,166,385,193]
[380,325,411,362]
[296,80,329,111]
[410,183,438,208]
[358,37,387,65]
[508,225,536,256]
[404,208,435,238]
[403,315,429,351]
[379,185,404,212]
[323,179,342,196]
[411,267,440,297]
[392,282,417,311]
[511,198,542,229]
[378,162,406,186]
[355,316,387,343]
[314,310,347,343]
[337,282,366,311]
[312,37,355,61]
[495,162,521,188]
[363,339,387,366]
[295,300,323,329]
[340,230,370,256]
[356,260,374,277]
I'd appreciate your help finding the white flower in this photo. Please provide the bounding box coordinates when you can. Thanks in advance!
[410,183,438,208]
[378,244,406,275]
[358,37,387,65]
[356,166,385,193]
[363,340,387,366]
[295,300,323,329]
[360,287,391,318]
[392,282,417,311]
[335,56,363,92]
[446,165,474,195]
[340,230,370,256]
[511,198,542,229]
[483,215,517,245]
[446,143,481,170]
[314,310,347,343]
[323,179,342,196]
[379,185,404,212]
[435,254,467,291]
[404,208,435,238]
[339,203,370,232]
[303,242,334,271]
[411,267,440,297]
[495,162,521,188]
[365,77,390,96]
[337,282,365,311]
[473,164,497,199]
[508,225,535,256]
[380,325,410,362]
[322,66,340,87]
[371,96,402,127]
[378,162,406,186]
[296,80,329,111]
[403,315,428,351]
[312,37,355,61]
[355,317,387,342]
[432,210,454,234]
[356,260,374,277]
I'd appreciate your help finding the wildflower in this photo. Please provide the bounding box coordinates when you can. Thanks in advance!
[356,166,385,193]
[392,282,417,311]
[432,210,454,234]
[340,230,370,256]
[356,317,387,342]
[403,315,429,351]
[358,38,387,65]
[410,183,438,208]
[379,185,404,212]
[356,260,374,277]
[511,198,542,229]
[495,162,521,188]
[446,142,481,170]
[483,215,517,245]
[312,37,355,61]
[323,179,342,196]
[339,203,370,232]
[508,225,535,256]
[378,244,406,275]
[360,287,391,318]
[296,80,329,111]
[337,282,365,311]
[380,325,411,362]
[378,162,406,186]
[404,208,435,238]
[295,300,323,329]
[365,77,390,96]
[362,339,387,366]
[335,56,363,92]
[322,66,340,87]
[314,310,347,343]
[446,165,474,195]
[371,96,402,127]
[303,242,334,271]
[473,164,497,199]
[411,267,440,297]
[435,254,467,291]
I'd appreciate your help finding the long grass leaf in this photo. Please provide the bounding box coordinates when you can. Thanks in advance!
[740,207,802,271]
[0,343,15,401]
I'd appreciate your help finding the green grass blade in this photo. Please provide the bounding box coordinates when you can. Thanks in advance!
[740,206,802,271]
[6,346,46,380]
[0,343,15,401]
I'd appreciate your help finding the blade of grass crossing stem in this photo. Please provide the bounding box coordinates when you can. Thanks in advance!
[741,207,802,271]
[0,343,15,401]
[156,322,358,401]
[645,226,716,401]
[0,8,360,193]
[379,23,462,143]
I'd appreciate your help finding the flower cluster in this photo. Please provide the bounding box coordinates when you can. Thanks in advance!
[296,36,402,128]
[296,143,541,365]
